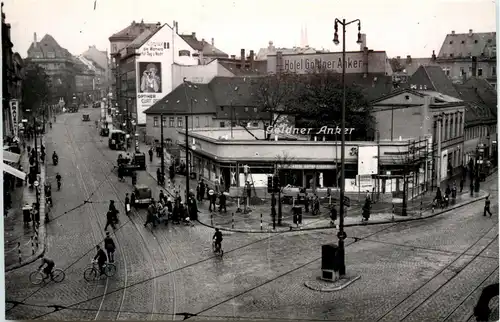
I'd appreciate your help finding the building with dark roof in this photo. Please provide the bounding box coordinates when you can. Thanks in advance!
[143,76,270,143]
[26,33,77,106]
[2,6,24,138]
[436,29,496,88]
[453,77,497,161]
[407,65,461,98]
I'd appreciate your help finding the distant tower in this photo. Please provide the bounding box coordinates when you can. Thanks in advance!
[304,24,309,47]
[300,25,305,48]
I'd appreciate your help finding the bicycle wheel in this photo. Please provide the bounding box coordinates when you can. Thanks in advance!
[52,269,65,283]
[29,271,44,285]
[84,267,98,282]
[104,263,116,277]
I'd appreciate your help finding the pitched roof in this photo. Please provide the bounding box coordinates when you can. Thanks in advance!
[437,31,496,59]
[408,65,460,98]
[343,74,395,102]
[389,57,438,75]
[208,76,261,107]
[453,78,497,126]
[217,60,268,76]
[109,21,161,41]
[27,34,73,59]
[82,45,108,70]
[143,83,216,115]
[179,34,228,57]
[126,28,159,49]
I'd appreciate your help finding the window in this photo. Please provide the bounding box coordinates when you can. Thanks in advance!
[474,40,478,44]
[444,69,450,76]
[252,122,259,127]
[478,68,483,76]
[166,42,170,49]
[178,50,191,57]
[153,117,159,127]
[492,66,496,76]
[220,106,224,112]
[450,54,454,58]
[449,41,453,44]
[47,52,55,58]
[219,121,225,128]
[112,44,117,53]
[195,117,200,127]
[177,117,183,127]
[461,40,465,44]
[244,107,249,112]
[169,117,174,127]
[205,116,210,127]
[460,67,465,76]
[253,107,258,112]
[450,118,454,138]
[162,115,167,126]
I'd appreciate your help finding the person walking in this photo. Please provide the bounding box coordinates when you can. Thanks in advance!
[104,231,116,263]
[148,147,153,163]
[459,178,464,193]
[484,196,493,217]
[104,210,116,230]
[144,199,158,228]
[218,192,227,213]
[208,189,216,212]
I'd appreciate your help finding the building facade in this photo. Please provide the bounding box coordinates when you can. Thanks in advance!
[2,7,24,138]
[81,45,110,97]
[436,29,496,88]
[26,33,77,106]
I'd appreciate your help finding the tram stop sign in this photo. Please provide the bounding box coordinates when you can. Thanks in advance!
[34,181,39,187]
[337,231,347,240]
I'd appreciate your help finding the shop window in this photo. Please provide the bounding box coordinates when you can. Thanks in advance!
[169,117,174,127]
[195,117,200,127]
[220,121,225,128]
[153,117,159,127]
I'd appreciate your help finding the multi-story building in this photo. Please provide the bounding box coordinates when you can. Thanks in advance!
[108,20,228,132]
[436,29,496,88]
[81,45,110,97]
[2,7,24,138]
[26,33,77,107]
[74,56,97,104]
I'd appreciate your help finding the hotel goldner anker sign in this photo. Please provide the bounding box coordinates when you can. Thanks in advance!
[266,52,384,74]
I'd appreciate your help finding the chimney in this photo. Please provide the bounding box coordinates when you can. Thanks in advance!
[249,50,254,69]
[240,49,245,69]
[192,32,196,38]
[33,32,37,48]
[396,56,401,59]
[406,55,412,64]
[211,38,214,46]
[451,30,455,35]
[362,47,369,78]
[432,50,436,61]
[276,51,283,74]
[268,41,274,51]
[175,21,178,34]
[471,56,477,77]
[469,29,473,36]
[231,55,236,60]
[359,34,367,51]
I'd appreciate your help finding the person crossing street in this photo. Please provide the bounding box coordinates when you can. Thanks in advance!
[144,199,158,228]
[104,231,116,263]
[484,196,493,217]
[105,210,116,230]
[148,147,153,162]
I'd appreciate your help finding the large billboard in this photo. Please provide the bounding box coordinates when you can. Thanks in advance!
[136,61,163,124]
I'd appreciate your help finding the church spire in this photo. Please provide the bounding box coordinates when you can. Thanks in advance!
[304,24,309,47]
[300,25,305,47]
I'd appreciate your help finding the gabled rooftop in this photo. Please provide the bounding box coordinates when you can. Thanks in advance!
[437,30,496,59]
[27,34,73,59]
[109,20,161,41]
[407,65,460,98]
[179,33,228,57]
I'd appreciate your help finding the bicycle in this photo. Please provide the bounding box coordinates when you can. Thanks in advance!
[212,240,223,257]
[84,259,117,281]
[29,267,65,285]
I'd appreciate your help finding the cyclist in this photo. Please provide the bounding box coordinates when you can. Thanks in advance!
[55,173,62,190]
[38,256,55,280]
[93,245,108,275]
[212,228,223,254]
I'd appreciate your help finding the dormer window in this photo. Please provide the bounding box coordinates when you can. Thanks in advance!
[449,54,454,58]
[461,40,465,44]
[474,40,478,44]
[449,41,453,44]
[178,50,190,57]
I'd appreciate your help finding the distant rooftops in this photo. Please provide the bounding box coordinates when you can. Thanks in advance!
[438,29,496,59]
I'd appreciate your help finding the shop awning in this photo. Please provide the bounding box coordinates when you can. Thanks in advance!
[3,150,21,163]
[3,162,26,180]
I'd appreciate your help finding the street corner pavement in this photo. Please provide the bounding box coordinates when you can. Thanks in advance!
[196,189,491,233]
[4,136,48,272]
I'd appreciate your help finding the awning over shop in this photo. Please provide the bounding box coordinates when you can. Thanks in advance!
[3,162,26,180]
[3,150,21,163]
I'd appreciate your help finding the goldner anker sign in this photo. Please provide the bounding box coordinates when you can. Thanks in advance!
[266,51,389,74]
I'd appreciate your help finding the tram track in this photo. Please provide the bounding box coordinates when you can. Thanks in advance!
[81,118,177,320]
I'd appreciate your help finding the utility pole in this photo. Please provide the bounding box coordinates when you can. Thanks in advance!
[160,113,165,181]
[33,116,40,211]
[185,114,190,203]
[436,113,444,190]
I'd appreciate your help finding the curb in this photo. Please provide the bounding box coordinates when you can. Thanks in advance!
[5,137,48,272]
[195,190,490,234]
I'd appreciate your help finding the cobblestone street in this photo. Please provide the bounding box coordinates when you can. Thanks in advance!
[4,109,498,321]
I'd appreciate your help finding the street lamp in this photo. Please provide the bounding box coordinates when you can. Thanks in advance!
[333,18,362,277]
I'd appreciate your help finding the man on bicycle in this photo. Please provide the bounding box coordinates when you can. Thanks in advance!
[93,245,108,275]
[213,228,223,253]
[38,256,55,280]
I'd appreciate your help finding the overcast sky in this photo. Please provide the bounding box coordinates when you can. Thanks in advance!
[3,0,497,59]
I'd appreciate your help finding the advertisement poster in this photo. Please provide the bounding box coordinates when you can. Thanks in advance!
[9,99,19,139]
[136,62,162,124]
[358,146,379,175]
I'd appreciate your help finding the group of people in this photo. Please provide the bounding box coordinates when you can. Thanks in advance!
[196,179,228,213]
[433,182,458,210]
[143,190,199,228]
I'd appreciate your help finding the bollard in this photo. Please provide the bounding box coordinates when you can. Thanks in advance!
[18,242,22,264]
[232,212,234,229]
[260,213,263,230]
[31,237,35,255]
[211,213,213,226]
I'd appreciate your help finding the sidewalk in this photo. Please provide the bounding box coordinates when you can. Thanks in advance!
[4,138,47,271]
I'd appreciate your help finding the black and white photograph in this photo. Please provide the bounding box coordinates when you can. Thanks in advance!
[1,0,499,321]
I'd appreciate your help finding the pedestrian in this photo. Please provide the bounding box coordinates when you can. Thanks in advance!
[459,178,464,193]
[484,196,492,217]
[144,200,157,228]
[470,181,474,197]
[199,179,206,202]
[156,168,161,184]
[208,189,216,212]
[189,197,199,221]
[105,210,116,230]
[330,206,337,224]
[304,194,310,213]
[218,192,227,213]
[109,200,119,222]
[130,191,136,207]
[451,181,457,199]
[32,203,40,225]
[131,171,137,185]
[313,195,320,215]
[104,231,116,263]
[159,190,165,204]
[118,164,124,182]
[148,148,153,162]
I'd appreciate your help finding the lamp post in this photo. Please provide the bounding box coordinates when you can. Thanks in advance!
[183,78,196,203]
[436,112,444,190]
[333,18,362,277]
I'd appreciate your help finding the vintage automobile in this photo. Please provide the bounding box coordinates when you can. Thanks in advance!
[82,114,90,122]
[108,130,126,150]
[100,126,109,137]
[133,184,152,206]
[117,152,146,175]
